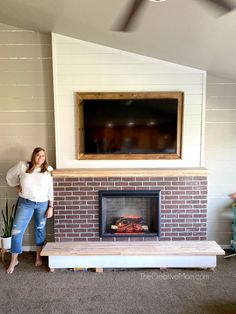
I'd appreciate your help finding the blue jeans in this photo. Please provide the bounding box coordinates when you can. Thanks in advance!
[11,197,48,254]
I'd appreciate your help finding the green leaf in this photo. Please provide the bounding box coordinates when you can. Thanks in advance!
[1,196,17,238]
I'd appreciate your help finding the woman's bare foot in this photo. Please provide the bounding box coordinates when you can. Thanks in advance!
[35,256,43,267]
[35,246,43,266]
[6,253,19,274]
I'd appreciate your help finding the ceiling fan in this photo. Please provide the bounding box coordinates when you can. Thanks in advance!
[113,0,236,32]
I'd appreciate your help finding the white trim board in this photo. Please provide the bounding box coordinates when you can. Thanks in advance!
[48,255,217,269]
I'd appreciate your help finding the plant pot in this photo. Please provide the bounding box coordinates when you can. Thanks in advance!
[0,236,12,250]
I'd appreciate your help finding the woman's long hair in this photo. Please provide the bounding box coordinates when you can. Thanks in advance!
[26,147,49,173]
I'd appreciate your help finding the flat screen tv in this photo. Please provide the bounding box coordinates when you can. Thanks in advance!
[76,92,184,160]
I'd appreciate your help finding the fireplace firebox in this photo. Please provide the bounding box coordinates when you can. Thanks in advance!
[99,190,160,238]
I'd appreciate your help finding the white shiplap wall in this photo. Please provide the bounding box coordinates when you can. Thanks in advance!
[1,27,233,247]
[0,23,55,247]
[205,75,236,246]
[52,33,206,169]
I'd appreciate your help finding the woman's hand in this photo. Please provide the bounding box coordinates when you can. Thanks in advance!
[45,206,54,218]
[15,185,22,193]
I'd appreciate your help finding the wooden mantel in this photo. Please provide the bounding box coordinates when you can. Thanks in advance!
[53,168,207,178]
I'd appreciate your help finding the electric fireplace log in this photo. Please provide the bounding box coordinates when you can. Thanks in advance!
[41,241,225,272]
[111,224,149,231]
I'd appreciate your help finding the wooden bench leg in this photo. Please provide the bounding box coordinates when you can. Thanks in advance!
[96,268,103,273]
[202,267,216,272]
[207,267,215,272]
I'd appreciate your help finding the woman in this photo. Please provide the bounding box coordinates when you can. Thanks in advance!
[6,147,54,274]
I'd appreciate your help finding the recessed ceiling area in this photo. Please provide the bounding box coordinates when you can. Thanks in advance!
[0,0,236,80]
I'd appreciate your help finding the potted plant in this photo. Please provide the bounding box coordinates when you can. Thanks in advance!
[1,197,17,250]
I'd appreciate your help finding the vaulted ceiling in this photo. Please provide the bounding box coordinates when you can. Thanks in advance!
[0,0,236,80]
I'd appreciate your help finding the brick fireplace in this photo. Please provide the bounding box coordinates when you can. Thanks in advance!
[53,168,207,242]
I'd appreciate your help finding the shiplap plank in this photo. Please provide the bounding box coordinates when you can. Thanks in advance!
[205,123,236,134]
[184,115,202,125]
[57,74,202,85]
[205,147,236,160]
[0,71,53,85]
[183,125,201,139]
[206,110,236,122]
[0,59,52,71]
[0,97,53,110]
[0,85,53,98]
[184,104,202,115]
[0,120,54,136]
[0,135,55,149]
[0,45,51,58]
[56,84,203,96]
[184,137,201,146]
[57,54,151,65]
[181,147,201,161]
[184,94,203,105]
[206,103,236,110]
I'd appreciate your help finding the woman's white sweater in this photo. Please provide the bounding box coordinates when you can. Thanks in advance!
[6,161,53,202]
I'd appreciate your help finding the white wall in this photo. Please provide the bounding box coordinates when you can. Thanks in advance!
[0,23,55,247]
[52,34,206,169]
[1,27,233,247]
[1,27,235,247]
[205,75,236,246]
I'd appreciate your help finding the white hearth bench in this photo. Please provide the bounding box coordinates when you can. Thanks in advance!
[41,241,225,272]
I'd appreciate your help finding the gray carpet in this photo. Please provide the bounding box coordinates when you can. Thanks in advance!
[0,252,236,314]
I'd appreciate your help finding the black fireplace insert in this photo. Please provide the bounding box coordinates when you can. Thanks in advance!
[99,190,160,237]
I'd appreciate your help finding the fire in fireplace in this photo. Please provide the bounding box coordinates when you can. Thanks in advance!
[99,190,160,237]
[111,215,146,234]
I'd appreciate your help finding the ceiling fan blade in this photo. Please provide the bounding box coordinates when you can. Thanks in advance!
[199,0,235,14]
[113,0,146,32]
